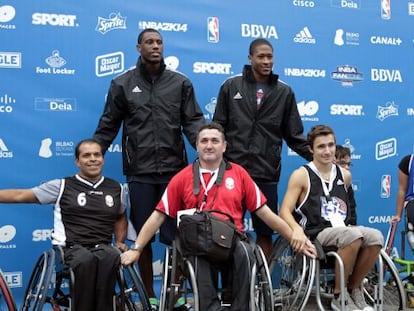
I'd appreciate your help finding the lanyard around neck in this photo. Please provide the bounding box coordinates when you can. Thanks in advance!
[308,162,336,200]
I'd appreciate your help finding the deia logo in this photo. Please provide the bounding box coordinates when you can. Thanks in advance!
[96,13,127,34]
[138,21,188,32]
[409,2,414,15]
[297,100,319,122]
[0,52,21,68]
[331,0,360,9]
[32,13,78,27]
[0,139,13,158]
[375,138,397,160]
[0,94,15,113]
[34,97,77,112]
[371,68,402,82]
[0,5,16,29]
[331,65,363,87]
[330,104,364,116]
[207,17,219,43]
[36,50,75,75]
[241,24,278,39]
[284,67,326,78]
[193,62,232,74]
[334,29,360,46]
[95,51,124,77]
[370,36,402,46]
[294,26,316,44]
[376,101,398,121]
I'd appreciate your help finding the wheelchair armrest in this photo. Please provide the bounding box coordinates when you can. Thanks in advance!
[313,239,326,261]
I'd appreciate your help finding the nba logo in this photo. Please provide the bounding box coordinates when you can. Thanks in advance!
[381,0,391,20]
[380,174,391,198]
[207,17,219,43]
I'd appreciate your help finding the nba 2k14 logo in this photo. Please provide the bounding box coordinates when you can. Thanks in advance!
[207,17,219,43]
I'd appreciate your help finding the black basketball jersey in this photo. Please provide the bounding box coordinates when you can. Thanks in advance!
[53,175,123,245]
[294,164,350,240]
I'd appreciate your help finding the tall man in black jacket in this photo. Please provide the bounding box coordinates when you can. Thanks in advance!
[213,38,312,258]
[93,28,205,310]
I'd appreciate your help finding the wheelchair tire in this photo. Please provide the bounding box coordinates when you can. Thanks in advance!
[252,245,274,311]
[116,264,151,311]
[269,236,314,311]
[0,269,17,311]
[20,249,55,311]
[362,249,406,311]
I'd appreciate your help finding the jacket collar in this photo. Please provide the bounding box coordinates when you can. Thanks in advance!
[243,64,279,85]
[136,57,166,81]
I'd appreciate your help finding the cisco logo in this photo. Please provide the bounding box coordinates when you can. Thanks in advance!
[0,94,15,113]
[293,0,315,7]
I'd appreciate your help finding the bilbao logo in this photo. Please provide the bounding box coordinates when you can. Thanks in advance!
[0,225,16,243]
[32,12,78,27]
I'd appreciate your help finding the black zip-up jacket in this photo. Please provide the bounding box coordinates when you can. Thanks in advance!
[213,65,312,183]
[94,57,205,176]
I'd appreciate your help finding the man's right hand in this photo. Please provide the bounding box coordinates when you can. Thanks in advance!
[120,250,140,266]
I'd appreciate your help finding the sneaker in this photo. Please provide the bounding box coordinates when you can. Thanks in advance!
[350,288,374,311]
[331,294,362,311]
[149,297,159,311]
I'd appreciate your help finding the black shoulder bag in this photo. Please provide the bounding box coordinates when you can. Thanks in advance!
[178,160,238,263]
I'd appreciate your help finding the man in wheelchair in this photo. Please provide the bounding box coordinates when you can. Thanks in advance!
[279,125,384,311]
[0,138,127,311]
[121,122,316,311]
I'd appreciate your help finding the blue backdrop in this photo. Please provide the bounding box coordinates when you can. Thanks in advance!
[1,0,413,306]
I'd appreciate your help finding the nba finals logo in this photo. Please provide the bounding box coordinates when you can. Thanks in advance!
[381,0,391,19]
[207,17,219,43]
[380,174,391,198]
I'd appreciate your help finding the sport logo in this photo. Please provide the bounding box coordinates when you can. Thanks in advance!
[207,17,219,43]
[95,13,127,34]
[380,175,391,198]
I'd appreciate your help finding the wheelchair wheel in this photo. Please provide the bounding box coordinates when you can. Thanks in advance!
[0,269,17,311]
[269,236,314,311]
[20,249,55,311]
[251,245,274,311]
[362,249,406,311]
[115,264,151,311]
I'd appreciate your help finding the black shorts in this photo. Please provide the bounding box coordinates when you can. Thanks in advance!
[251,182,278,236]
[128,181,176,245]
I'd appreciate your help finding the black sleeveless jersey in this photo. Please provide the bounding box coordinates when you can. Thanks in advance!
[294,164,350,240]
[54,175,123,245]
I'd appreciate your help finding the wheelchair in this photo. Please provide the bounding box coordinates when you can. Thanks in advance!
[20,246,151,311]
[269,234,406,311]
[0,268,17,311]
[159,236,274,311]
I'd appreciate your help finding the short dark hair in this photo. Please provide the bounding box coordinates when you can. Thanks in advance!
[197,122,226,142]
[137,28,162,44]
[307,125,335,149]
[335,145,351,160]
[249,38,273,55]
[75,138,103,159]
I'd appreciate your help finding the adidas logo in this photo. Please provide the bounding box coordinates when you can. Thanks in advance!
[294,26,316,44]
[233,92,243,100]
[132,86,142,93]
[0,138,8,151]
[337,179,344,186]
